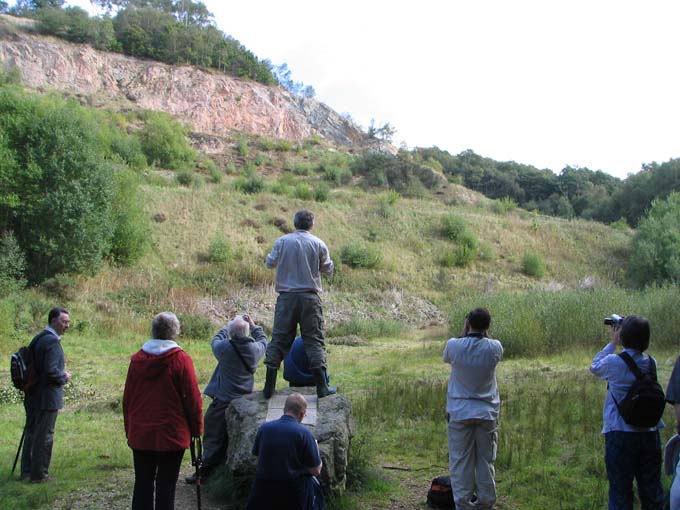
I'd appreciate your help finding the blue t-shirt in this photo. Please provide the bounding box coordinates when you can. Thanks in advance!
[252,414,321,481]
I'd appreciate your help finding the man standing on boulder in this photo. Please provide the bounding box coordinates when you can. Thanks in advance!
[263,209,335,398]
[444,307,503,510]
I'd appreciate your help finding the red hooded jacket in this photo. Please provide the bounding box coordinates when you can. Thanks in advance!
[123,346,203,451]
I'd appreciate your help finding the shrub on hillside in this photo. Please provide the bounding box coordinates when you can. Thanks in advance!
[294,183,313,200]
[314,184,329,202]
[628,192,680,287]
[522,252,546,278]
[340,242,382,269]
[110,169,150,265]
[441,214,468,241]
[139,111,195,169]
[207,234,232,264]
[234,176,264,194]
[491,197,518,215]
[179,313,213,340]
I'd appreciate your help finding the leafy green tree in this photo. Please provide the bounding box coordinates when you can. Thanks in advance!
[0,90,115,280]
[109,168,149,265]
[628,192,680,287]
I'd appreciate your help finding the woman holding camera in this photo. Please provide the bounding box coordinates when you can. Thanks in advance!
[590,314,665,510]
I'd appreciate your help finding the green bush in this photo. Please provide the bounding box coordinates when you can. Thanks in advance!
[340,242,382,269]
[208,166,223,184]
[522,252,546,278]
[109,169,149,265]
[0,232,26,293]
[0,90,115,281]
[294,183,313,200]
[110,131,147,168]
[628,192,680,287]
[176,169,194,186]
[314,184,329,202]
[491,197,518,215]
[42,273,79,302]
[139,111,195,169]
[237,138,249,158]
[234,176,264,194]
[179,314,214,340]
[207,234,232,263]
[441,214,468,241]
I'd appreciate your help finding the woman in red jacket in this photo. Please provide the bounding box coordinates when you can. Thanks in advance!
[123,312,203,510]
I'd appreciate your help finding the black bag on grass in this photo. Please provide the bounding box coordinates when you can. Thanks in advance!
[613,352,665,428]
[427,475,454,509]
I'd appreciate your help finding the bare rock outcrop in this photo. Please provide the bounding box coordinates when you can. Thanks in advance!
[0,15,375,149]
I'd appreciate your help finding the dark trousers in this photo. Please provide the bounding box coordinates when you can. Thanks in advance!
[21,401,58,481]
[202,398,230,472]
[132,449,184,510]
[266,292,327,370]
[605,431,664,510]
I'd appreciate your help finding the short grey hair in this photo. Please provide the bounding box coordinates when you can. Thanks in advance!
[294,209,314,230]
[227,316,250,338]
[151,312,180,340]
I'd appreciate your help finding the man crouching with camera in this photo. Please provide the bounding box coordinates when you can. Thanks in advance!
[590,314,665,510]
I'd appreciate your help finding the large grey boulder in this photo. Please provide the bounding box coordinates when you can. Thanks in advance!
[225,388,353,498]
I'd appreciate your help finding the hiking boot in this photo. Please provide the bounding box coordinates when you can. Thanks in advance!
[312,367,337,398]
[263,366,277,399]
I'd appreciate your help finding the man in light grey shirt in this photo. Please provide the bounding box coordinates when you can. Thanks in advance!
[443,307,503,510]
[263,209,336,399]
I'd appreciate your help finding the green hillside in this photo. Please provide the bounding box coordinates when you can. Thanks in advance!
[2,56,680,510]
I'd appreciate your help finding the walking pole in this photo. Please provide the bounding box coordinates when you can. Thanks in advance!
[190,436,203,510]
[12,427,26,475]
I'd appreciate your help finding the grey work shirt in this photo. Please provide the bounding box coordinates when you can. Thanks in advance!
[443,334,503,421]
[265,230,334,293]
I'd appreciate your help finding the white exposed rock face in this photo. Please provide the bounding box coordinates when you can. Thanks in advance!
[0,17,373,148]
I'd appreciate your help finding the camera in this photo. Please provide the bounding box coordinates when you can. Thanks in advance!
[604,314,624,326]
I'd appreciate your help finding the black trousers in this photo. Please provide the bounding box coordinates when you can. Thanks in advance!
[21,401,58,481]
[201,398,230,472]
[266,292,327,370]
[132,449,184,510]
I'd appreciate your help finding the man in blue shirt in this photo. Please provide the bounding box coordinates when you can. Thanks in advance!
[284,336,330,387]
[443,307,503,510]
[247,393,323,510]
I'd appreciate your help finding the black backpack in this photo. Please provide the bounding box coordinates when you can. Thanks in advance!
[613,352,666,428]
[427,475,454,509]
[10,330,49,392]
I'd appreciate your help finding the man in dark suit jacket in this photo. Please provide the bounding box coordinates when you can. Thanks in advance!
[21,307,71,483]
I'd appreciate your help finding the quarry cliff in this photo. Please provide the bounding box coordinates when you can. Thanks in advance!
[0,16,374,149]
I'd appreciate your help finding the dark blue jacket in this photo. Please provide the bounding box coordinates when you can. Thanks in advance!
[24,329,68,410]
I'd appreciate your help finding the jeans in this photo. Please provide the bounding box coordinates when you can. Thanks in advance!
[447,417,498,510]
[604,431,664,510]
[265,292,327,370]
[132,449,184,510]
[21,402,58,481]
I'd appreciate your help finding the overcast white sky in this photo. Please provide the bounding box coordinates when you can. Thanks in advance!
[66,0,680,178]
